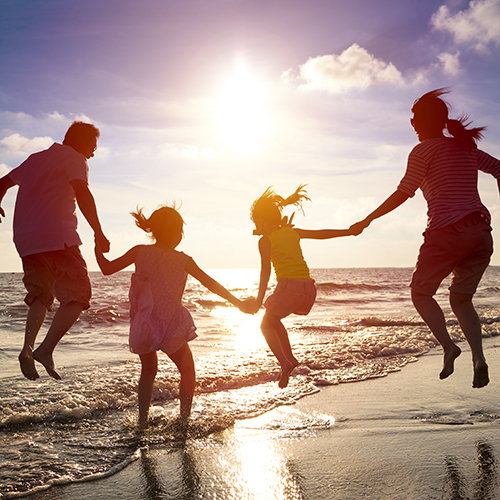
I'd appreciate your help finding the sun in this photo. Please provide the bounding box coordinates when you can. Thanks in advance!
[215,63,271,150]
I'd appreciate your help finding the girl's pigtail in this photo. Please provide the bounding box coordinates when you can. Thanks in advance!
[282,184,311,214]
[447,115,486,149]
[130,206,152,234]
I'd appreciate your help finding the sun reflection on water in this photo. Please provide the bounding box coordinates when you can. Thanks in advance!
[210,305,267,351]
[212,428,304,499]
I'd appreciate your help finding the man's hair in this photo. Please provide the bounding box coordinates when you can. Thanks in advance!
[63,121,100,148]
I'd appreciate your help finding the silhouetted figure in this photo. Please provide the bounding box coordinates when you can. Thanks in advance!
[350,89,500,388]
[246,185,360,388]
[0,121,110,380]
[94,204,253,429]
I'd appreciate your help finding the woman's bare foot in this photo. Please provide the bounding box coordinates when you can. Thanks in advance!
[439,345,461,380]
[472,362,489,388]
[32,349,61,380]
[19,351,39,380]
[278,359,299,389]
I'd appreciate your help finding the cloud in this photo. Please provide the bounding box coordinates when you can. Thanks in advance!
[294,44,404,94]
[437,51,462,75]
[0,133,53,156]
[431,0,500,52]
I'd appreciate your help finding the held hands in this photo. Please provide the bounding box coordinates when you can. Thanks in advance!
[95,232,111,253]
[238,297,261,315]
[348,219,370,236]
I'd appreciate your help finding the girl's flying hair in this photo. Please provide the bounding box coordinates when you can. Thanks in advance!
[250,184,311,233]
[131,203,184,245]
[411,88,486,149]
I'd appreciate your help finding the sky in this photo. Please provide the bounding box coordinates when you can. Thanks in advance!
[1,0,500,272]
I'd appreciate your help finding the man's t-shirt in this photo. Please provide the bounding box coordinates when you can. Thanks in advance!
[9,143,88,257]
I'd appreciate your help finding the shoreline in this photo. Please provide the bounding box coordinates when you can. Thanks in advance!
[20,336,500,500]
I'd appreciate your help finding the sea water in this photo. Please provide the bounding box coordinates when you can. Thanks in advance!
[1,267,500,498]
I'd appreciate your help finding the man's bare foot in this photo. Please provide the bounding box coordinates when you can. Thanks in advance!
[472,362,489,388]
[19,352,39,380]
[32,349,61,380]
[278,359,299,389]
[439,345,461,380]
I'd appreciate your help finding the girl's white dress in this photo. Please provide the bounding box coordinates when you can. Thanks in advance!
[128,245,197,355]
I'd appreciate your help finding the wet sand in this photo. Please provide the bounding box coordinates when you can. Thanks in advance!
[29,336,500,500]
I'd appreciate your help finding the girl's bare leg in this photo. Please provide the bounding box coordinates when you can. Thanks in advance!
[168,343,196,423]
[261,311,298,388]
[138,352,158,428]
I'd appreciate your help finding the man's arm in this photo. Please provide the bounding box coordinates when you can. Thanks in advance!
[0,174,15,222]
[70,179,110,252]
[349,189,409,234]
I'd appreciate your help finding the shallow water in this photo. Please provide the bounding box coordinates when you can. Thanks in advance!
[1,267,500,497]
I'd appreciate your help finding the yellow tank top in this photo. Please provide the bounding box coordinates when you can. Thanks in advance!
[268,226,311,280]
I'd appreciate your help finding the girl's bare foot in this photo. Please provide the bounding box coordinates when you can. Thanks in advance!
[439,345,461,380]
[32,349,61,380]
[278,359,299,389]
[19,351,40,380]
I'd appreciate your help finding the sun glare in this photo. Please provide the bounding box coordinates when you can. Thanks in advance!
[215,64,271,150]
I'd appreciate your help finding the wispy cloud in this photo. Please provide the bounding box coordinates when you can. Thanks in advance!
[283,39,464,94]
[437,51,462,76]
[432,0,500,52]
[290,44,404,94]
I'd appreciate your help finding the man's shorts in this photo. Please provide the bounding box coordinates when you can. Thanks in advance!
[21,246,91,310]
[264,278,317,319]
[410,212,493,296]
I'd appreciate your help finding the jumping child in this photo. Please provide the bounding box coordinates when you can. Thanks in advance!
[95,204,251,429]
[248,185,359,388]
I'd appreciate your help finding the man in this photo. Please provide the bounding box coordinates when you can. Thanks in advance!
[0,121,110,380]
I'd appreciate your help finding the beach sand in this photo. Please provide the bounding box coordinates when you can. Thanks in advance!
[33,337,500,500]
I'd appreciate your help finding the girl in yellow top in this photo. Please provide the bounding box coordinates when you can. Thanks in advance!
[249,185,359,388]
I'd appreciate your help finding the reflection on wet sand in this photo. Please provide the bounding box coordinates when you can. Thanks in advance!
[443,440,497,500]
[138,424,305,500]
[140,445,201,500]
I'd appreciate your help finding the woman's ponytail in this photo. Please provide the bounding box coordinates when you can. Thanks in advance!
[446,116,486,149]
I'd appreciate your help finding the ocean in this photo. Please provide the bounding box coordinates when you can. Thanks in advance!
[1,267,500,498]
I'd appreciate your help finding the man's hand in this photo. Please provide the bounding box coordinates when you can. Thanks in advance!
[95,232,110,253]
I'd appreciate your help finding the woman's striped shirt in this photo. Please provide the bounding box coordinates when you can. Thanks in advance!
[397,137,500,231]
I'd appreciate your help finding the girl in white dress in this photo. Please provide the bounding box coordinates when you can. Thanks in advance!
[95,204,250,428]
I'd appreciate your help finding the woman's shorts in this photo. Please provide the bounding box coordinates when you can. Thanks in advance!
[264,278,316,319]
[21,246,92,310]
[410,212,493,296]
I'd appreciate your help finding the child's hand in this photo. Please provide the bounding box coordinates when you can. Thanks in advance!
[238,297,260,315]
[348,220,369,236]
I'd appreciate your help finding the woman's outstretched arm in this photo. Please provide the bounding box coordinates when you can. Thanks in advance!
[349,189,410,234]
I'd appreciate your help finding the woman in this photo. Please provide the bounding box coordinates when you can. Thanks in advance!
[351,88,500,388]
